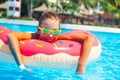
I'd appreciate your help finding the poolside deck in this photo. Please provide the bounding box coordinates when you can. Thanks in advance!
[0,18,120,33]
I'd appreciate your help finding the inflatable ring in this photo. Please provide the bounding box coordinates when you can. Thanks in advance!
[0,26,101,68]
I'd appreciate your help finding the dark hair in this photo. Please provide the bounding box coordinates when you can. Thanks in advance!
[39,10,59,26]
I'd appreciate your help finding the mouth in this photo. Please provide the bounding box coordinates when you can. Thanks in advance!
[42,36,56,43]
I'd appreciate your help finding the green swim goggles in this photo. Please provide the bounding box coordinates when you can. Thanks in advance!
[39,27,61,36]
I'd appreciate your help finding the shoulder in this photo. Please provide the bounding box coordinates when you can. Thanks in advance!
[57,34,71,40]
[57,33,91,40]
[14,32,32,37]
[8,32,39,39]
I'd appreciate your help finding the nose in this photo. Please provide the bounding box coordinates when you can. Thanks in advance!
[49,33,53,37]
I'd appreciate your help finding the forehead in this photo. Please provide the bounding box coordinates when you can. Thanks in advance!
[41,18,60,29]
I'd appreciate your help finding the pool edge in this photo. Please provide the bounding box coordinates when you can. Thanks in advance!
[0,18,120,33]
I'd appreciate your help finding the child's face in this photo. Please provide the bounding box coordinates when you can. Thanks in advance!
[38,18,60,42]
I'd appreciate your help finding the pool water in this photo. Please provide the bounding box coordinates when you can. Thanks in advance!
[0,23,120,80]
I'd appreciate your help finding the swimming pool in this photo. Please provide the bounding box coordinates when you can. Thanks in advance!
[0,23,120,80]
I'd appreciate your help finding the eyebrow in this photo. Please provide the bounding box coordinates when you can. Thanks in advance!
[40,27,59,30]
[41,23,59,30]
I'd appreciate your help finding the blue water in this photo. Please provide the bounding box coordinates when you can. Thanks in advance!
[0,23,120,80]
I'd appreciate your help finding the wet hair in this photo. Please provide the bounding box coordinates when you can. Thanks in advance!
[39,10,59,26]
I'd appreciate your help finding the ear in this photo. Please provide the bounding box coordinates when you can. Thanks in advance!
[37,27,41,34]
[58,22,60,29]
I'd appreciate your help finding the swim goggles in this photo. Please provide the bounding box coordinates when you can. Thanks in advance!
[39,27,61,36]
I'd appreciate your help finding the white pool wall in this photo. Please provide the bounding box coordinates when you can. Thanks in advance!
[0,18,120,33]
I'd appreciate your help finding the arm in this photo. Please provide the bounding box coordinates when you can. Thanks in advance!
[7,32,38,71]
[58,34,94,74]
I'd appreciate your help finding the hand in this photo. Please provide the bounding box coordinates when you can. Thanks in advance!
[23,68,33,73]
[19,64,33,72]
[76,64,85,74]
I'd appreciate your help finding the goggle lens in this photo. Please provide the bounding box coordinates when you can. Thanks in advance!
[42,29,50,34]
[52,30,60,35]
